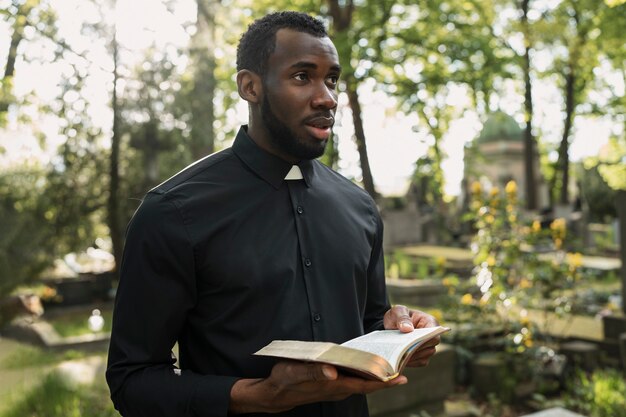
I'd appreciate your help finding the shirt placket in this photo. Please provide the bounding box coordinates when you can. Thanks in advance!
[286,180,324,341]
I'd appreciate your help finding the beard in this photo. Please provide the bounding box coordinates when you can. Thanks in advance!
[261,93,328,161]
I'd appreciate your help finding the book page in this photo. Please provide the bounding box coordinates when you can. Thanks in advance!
[340,326,447,371]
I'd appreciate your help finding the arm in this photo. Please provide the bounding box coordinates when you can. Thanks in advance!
[362,211,392,333]
[106,194,238,417]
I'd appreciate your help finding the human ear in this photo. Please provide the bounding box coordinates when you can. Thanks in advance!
[236,70,262,104]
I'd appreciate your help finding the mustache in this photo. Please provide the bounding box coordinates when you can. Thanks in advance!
[303,113,335,126]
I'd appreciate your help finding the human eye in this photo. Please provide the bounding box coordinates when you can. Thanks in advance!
[326,74,339,88]
[294,72,309,82]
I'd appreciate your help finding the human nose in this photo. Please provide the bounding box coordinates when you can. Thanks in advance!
[311,82,337,110]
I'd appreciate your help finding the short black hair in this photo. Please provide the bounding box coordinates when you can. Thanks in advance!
[236,11,328,77]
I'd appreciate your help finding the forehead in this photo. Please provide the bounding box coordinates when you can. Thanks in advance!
[268,28,339,72]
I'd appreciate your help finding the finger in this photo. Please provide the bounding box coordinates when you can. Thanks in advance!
[384,305,414,332]
[419,336,441,349]
[410,310,439,328]
[336,374,408,395]
[407,358,430,367]
[309,364,337,381]
[279,362,337,384]
[411,346,437,359]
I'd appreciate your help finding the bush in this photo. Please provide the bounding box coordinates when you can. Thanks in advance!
[565,369,626,417]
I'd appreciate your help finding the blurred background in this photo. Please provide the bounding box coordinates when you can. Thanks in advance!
[0,0,625,416]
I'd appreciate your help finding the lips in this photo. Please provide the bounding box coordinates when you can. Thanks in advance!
[304,115,334,140]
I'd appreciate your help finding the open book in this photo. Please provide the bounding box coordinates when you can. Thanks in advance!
[254,326,449,382]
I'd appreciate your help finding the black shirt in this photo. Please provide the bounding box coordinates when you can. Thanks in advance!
[106,126,390,417]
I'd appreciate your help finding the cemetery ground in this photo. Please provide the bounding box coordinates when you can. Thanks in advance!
[0,257,624,417]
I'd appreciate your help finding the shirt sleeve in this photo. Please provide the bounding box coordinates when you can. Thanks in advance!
[362,207,391,334]
[106,193,238,417]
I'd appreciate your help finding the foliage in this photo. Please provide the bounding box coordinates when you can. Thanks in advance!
[576,161,618,222]
[0,371,119,417]
[584,137,626,192]
[565,369,626,417]
[0,162,102,297]
[450,181,584,351]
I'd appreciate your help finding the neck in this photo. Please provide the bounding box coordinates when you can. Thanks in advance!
[246,118,299,164]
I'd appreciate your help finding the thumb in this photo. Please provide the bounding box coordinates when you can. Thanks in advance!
[309,364,337,381]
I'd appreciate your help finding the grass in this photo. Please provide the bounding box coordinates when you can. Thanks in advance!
[0,371,119,417]
[48,308,113,338]
[0,344,87,370]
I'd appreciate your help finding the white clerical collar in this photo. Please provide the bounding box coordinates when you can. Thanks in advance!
[284,165,303,180]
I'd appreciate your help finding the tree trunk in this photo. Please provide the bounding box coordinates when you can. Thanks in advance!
[346,84,377,199]
[108,32,123,275]
[521,0,537,210]
[189,0,217,159]
[616,190,626,315]
[326,0,377,199]
[1,2,35,115]
[558,67,575,205]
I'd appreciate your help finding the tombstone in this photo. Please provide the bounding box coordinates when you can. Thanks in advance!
[521,407,586,417]
[559,341,599,372]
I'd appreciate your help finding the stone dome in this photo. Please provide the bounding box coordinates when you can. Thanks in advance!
[477,111,523,144]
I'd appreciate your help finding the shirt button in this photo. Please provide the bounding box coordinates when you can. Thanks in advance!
[313,313,321,322]
[304,258,312,267]
[296,206,304,214]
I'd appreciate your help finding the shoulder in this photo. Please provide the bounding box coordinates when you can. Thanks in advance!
[150,147,235,196]
[129,148,236,227]
[311,160,379,217]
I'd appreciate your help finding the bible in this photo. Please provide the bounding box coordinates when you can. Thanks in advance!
[254,326,450,382]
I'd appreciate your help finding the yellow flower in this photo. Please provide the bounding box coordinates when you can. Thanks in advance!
[566,252,583,269]
[532,220,541,233]
[461,293,473,305]
[435,256,446,268]
[524,338,534,348]
[519,278,532,289]
[471,181,482,195]
[486,255,496,266]
[489,187,500,197]
[485,214,495,224]
[554,238,563,250]
[505,180,517,194]
[550,218,566,234]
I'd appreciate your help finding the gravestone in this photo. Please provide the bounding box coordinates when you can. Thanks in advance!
[367,344,456,417]
[559,341,598,371]
[521,407,586,417]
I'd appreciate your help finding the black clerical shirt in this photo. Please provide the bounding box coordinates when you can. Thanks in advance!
[106,126,390,417]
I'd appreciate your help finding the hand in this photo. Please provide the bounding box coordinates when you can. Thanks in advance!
[383,305,440,367]
[229,361,406,414]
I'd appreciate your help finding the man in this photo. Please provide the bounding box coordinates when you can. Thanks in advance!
[106,11,439,417]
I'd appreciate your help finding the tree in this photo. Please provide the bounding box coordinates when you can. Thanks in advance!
[187,0,219,159]
[520,0,538,210]
[325,0,394,199]
[0,0,59,124]
[545,0,605,205]
[383,0,513,210]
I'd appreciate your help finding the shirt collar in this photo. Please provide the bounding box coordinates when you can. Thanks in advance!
[232,126,313,189]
